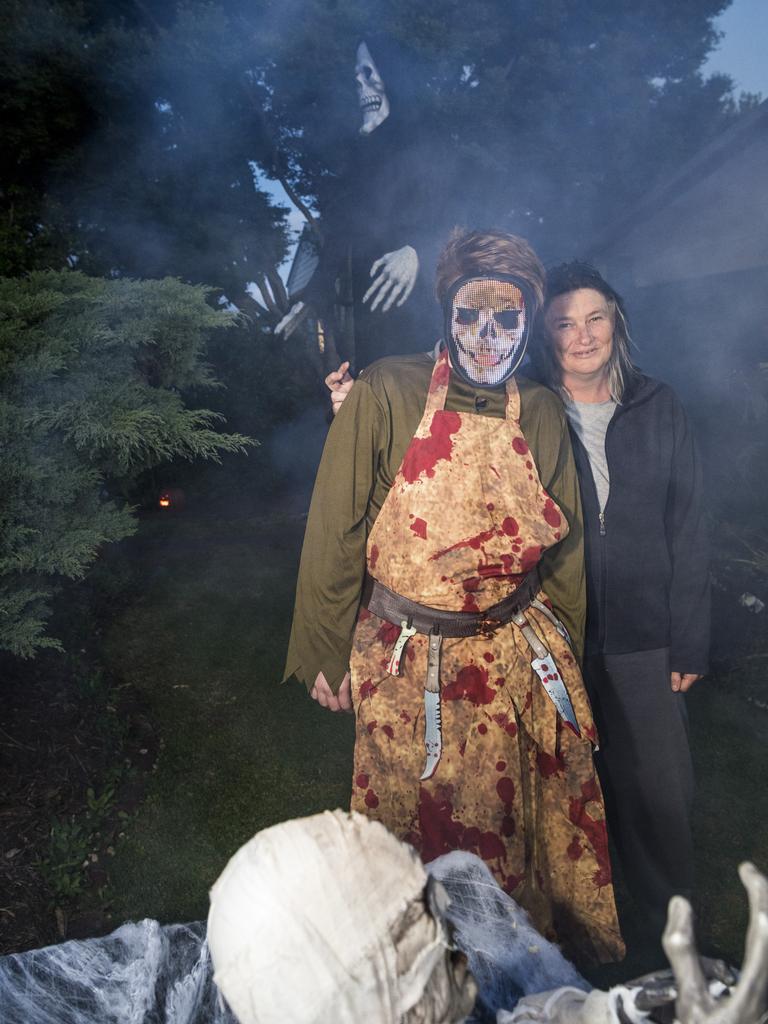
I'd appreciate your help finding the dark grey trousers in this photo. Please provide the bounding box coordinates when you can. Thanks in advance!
[583,648,695,933]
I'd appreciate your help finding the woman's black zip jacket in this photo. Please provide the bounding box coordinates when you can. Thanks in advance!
[567,374,710,675]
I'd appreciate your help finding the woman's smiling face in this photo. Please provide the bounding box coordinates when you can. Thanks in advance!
[545,287,614,383]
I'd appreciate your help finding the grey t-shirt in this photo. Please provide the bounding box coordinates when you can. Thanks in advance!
[564,398,617,512]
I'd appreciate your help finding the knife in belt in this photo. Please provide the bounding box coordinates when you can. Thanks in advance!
[420,631,443,780]
[512,611,580,736]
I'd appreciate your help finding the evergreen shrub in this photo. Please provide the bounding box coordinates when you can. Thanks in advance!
[0,270,253,656]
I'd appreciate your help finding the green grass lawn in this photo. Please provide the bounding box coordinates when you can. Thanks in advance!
[688,679,768,956]
[102,505,354,925]
[590,676,768,986]
[101,483,768,978]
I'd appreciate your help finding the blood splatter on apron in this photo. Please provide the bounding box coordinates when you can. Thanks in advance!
[350,350,624,963]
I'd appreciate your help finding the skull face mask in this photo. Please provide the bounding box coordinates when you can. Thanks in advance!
[444,276,532,389]
[356,41,390,134]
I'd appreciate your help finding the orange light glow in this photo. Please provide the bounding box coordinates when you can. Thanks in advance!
[159,495,171,508]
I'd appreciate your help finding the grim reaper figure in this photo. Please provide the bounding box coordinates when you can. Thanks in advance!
[278,36,467,371]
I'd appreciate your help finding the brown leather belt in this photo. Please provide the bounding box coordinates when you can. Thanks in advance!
[362,568,540,638]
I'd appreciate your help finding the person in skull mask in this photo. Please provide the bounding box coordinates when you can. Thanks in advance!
[284,228,624,965]
[278,36,468,370]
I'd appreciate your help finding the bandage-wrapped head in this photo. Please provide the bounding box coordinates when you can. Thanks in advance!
[444,274,533,388]
[207,810,476,1024]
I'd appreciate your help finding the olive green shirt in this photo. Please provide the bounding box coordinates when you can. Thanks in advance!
[284,352,585,693]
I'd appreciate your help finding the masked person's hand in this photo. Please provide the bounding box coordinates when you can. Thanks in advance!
[311,670,352,711]
[325,362,354,416]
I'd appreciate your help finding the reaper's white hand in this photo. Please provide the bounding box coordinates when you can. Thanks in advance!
[275,300,307,338]
[311,670,352,712]
[363,245,419,312]
[325,361,354,416]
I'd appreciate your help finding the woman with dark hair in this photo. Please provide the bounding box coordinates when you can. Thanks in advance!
[537,262,710,944]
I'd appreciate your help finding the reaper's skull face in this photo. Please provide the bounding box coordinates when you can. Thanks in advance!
[355,41,390,134]
[449,279,527,387]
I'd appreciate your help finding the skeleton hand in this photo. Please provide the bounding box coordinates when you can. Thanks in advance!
[627,958,737,1015]
[662,861,768,1023]
[505,863,768,1024]
[363,245,419,312]
[325,361,354,416]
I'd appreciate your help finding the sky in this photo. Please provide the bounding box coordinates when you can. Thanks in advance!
[703,0,768,96]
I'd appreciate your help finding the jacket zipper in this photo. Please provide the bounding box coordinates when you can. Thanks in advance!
[597,508,607,649]
[568,429,608,651]
[597,409,622,649]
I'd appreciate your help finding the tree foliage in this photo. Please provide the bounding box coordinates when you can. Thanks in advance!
[0,270,253,656]
[0,0,291,317]
[0,0,753,291]
[256,0,748,257]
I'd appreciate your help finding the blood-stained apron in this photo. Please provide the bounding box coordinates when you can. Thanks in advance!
[349,350,624,963]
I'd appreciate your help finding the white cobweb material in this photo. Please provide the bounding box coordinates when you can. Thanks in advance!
[0,851,587,1024]
[428,851,588,1021]
[0,920,235,1024]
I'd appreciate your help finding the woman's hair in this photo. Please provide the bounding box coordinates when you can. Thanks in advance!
[534,261,640,403]
[434,228,546,313]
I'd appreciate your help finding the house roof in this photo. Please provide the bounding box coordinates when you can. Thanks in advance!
[285,224,321,300]
[591,100,768,286]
